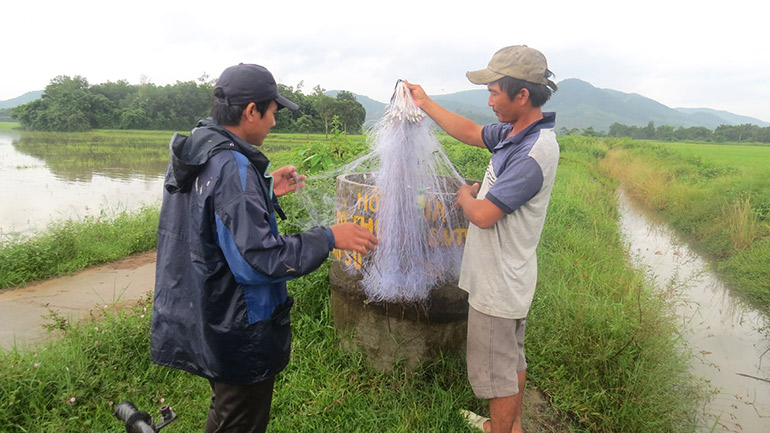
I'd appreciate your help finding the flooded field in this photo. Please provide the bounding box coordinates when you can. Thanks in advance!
[0,130,165,240]
[618,189,770,432]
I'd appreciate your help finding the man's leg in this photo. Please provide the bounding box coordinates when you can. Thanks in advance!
[466,306,528,433]
[205,377,275,433]
[487,369,526,433]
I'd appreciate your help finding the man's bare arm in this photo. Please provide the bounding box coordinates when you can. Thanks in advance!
[405,81,485,148]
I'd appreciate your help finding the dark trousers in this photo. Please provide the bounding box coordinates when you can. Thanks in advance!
[204,377,275,433]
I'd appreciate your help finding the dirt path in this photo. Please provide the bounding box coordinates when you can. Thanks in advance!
[0,251,156,350]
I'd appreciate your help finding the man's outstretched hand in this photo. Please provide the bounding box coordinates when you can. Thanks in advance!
[403,80,429,109]
[330,223,379,255]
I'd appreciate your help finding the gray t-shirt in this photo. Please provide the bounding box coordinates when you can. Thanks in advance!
[458,113,559,319]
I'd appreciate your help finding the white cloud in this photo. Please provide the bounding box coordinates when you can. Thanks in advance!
[3,0,769,122]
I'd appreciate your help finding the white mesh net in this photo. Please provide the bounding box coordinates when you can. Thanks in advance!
[294,80,469,303]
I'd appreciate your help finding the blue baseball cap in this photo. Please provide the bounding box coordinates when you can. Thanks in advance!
[214,63,299,110]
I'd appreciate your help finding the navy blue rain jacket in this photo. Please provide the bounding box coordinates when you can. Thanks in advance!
[150,118,333,384]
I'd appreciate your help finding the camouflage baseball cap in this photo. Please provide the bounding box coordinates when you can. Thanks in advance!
[466,45,557,91]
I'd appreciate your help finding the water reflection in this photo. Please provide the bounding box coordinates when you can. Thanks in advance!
[617,188,770,432]
[0,130,165,239]
[10,132,168,182]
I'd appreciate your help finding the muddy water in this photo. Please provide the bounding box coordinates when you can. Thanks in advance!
[617,189,770,432]
[0,130,164,239]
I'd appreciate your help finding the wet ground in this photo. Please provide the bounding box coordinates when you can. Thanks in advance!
[0,251,156,350]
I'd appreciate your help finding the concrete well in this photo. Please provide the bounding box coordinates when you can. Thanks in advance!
[329,172,470,372]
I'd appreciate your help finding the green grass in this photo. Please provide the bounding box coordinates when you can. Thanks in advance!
[0,294,207,432]
[599,139,770,312]
[662,141,770,173]
[529,136,706,432]
[0,122,20,130]
[0,131,710,432]
[0,206,160,290]
[0,273,481,433]
[270,268,480,433]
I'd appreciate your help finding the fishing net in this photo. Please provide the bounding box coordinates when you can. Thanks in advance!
[293,80,468,303]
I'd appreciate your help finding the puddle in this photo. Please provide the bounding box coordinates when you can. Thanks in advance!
[617,188,770,432]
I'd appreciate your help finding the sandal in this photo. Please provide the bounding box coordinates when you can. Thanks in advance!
[460,409,490,432]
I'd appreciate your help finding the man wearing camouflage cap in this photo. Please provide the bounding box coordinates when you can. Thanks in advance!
[406,45,559,433]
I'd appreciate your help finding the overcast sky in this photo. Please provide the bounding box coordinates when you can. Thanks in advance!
[4,0,769,122]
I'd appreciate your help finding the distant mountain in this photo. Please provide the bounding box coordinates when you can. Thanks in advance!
[327,89,497,127]
[0,90,43,109]
[431,91,497,126]
[543,79,769,131]
[334,78,768,132]
[673,107,766,127]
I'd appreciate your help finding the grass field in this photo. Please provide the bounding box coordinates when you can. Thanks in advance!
[0,131,711,432]
[661,141,770,173]
[599,138,770,312]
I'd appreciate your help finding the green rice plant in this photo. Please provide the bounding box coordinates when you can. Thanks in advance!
[11,130,173,180]
[293,118,368,175]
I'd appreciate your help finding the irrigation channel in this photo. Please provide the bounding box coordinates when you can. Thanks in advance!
[617,188,770,432]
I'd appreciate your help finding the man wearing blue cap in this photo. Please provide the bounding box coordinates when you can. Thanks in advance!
[150,63,378,433]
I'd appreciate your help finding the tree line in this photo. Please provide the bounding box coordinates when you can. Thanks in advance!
[560,121,770,143]
[10,75,366,135]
